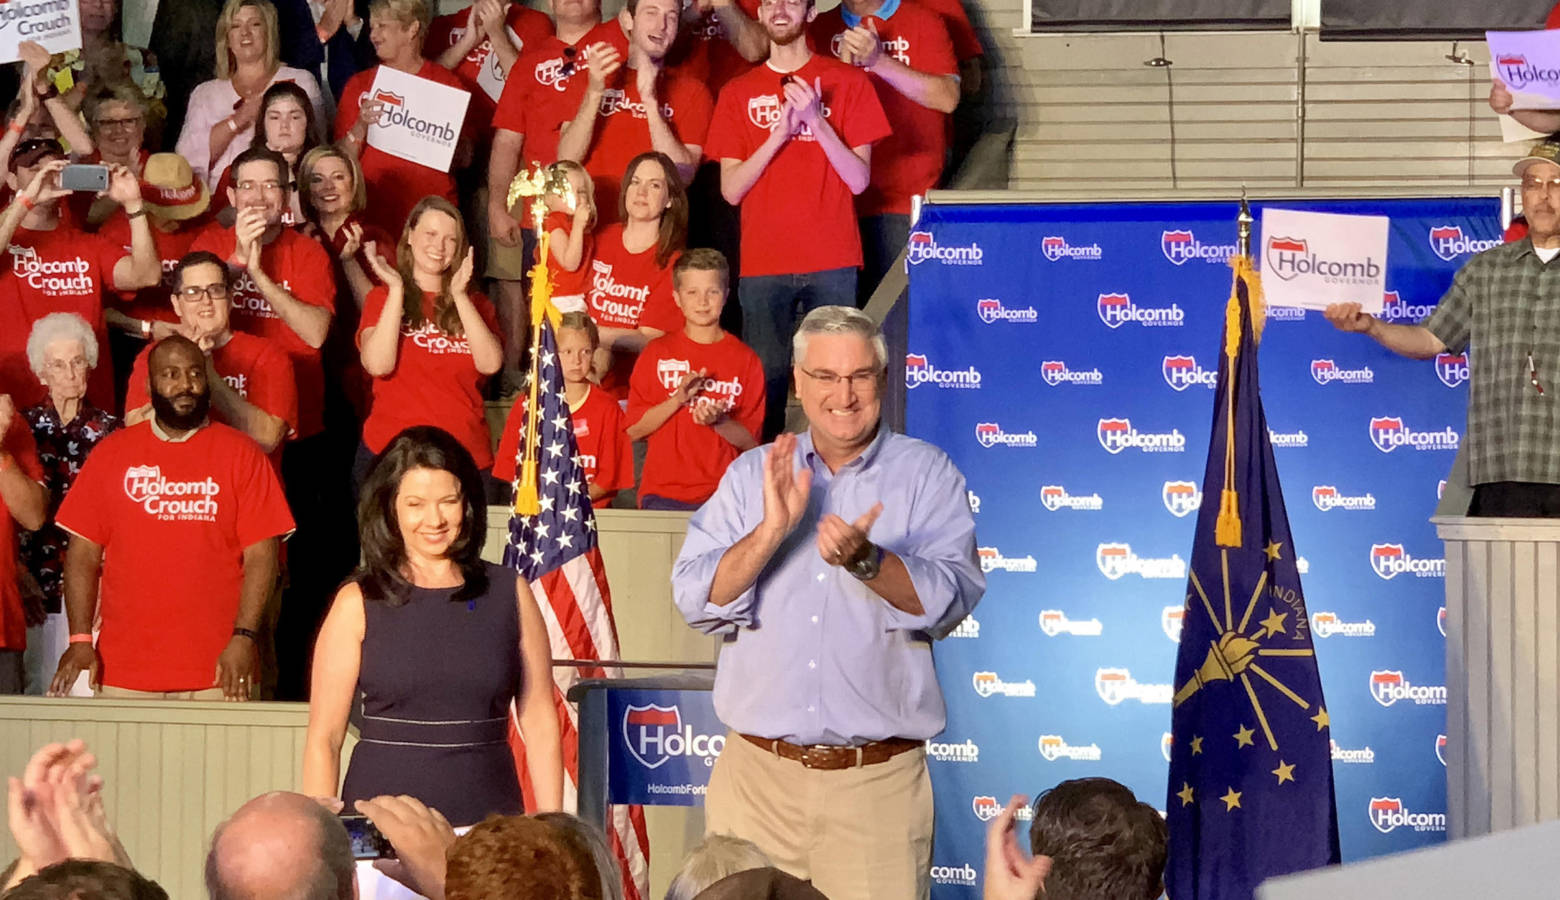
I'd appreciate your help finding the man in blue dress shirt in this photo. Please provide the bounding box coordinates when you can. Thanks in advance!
[672,305,985,900]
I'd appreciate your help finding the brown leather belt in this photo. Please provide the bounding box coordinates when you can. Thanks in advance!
[739,733,922,770]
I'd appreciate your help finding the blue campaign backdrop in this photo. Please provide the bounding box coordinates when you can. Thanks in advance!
[904,197,1499,897]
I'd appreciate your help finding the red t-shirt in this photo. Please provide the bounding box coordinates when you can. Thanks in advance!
[191,224,337,438]
[571,69,713,226]
[705,55,891,276]
[491,22,632,168]
[1548,2,1560,28]
[665,0,763,93]
[909,0,981,62]
[586,224,684,397]
[493,384,632,506]
[358,286,501,468]
[125,332,301,441]
[335,60,473,234]
[55,421,295,691]
[428,3,556,126]
[1,225,125,410]
[0,407,44,651]
[628,329,764,505]
[544,209,594,296]
[809,4,956,216]
[99,215,207,325]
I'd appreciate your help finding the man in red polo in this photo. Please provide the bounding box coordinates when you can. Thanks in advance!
[49,336,294,699]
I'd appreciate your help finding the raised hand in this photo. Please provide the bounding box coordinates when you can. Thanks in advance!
[691,401,723,426]
[783,77,823,128]
[339,222,364,260]
[982,795,1053,900]
[840,21,881,68]
[0,393,14,438]
[104,163,143,208]
[451,248,476,295]
[357,795,457,900]
[759,432,812,542]
[21,159,72,206]
[672,367,709,404]
[817,501,882,567]
[1490,79,1515,115]
[363,242,403,289]
[584,42,623,93]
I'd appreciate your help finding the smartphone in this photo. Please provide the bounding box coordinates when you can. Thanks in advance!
[339,815,397,860]
[59,164,110,193]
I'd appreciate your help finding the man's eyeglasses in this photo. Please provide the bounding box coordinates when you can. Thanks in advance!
[799,367,881,390]
[179,284,231,302]
[1521,176,1560,195]
[236,180,283,193]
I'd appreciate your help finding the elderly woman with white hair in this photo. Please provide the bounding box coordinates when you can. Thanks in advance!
[19,313,120,696]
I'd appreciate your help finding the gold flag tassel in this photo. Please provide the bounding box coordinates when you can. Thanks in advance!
[509,165,572,515]
[1214,253,1265,548]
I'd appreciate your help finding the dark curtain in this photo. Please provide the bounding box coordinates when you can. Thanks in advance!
[1032,0,1290,32]
[1321,0,1557,40]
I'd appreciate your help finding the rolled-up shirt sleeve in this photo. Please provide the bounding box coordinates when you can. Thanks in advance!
[671,450,763,634]
[880,450,984,637]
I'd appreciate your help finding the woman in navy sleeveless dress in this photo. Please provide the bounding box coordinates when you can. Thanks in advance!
[303,425,563,827]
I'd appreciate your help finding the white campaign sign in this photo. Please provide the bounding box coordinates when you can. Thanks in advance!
[0,0,83,64]
[363,66,471,173]
[475,26,525,102]
[1488,30,1560,110]
[1259,207,1388,313]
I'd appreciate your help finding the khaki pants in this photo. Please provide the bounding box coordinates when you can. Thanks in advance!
[97,685,228,700]
[705,732,933,900]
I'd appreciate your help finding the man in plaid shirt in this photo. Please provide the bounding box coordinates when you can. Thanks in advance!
[1325,137,1560,517]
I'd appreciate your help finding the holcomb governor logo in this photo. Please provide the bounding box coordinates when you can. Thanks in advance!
[904,353,981,390]
[1368,417,1459,453]
[1369,797,1446,834]
[1097,292,1185,328]
[622,704,725,769]
[1041,360,1103,386]
[1162,481,1202,518]
[973,671,1037,698]
[1161,229,1237,266]
[1369,670,1446,707]
[1040,235,1102,261]
[927,739,980,763]
[1428,225,1499,262]
[973,795,1032,822]
[1377,290,1438,324]
[1096,543,1186,580]
[1038,735,1102,761]
[1264,235,1381,284]
[1434,352,1468,388]
[1369,543,1445,580]
[1039,609,1103,637]
[1311,611,1376,638]
[979,546,1037,573]
[1095,668,1172,705]
[930,864,978,887]
[1312,485,1376,511]
[1310,359,1375,385]
[1040,485,1103,511]
[1097,418,1187,454]
[907,231,982,266]
[977,298,1038,324]
[975,422,1038,448]
[1162,355,1217,391]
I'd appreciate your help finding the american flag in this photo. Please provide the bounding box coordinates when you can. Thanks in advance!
[503,315,650,900]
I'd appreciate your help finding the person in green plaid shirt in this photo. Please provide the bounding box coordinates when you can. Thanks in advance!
[1324,137,1560,517]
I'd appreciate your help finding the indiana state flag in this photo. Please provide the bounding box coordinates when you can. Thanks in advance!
[1165,256,1340,899]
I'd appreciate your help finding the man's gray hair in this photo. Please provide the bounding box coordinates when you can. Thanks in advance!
[27,312,99,378]
[205,793,353,900]
[535,812,625,900]
[791,306,888,370]
[663,834,773,900]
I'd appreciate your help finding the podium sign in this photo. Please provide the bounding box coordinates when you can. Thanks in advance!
[605,687,724,806]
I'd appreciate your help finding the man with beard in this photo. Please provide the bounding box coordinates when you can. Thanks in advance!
[47,336,294,700]
[123,252,298,461]
[556,0,712,224]
[704,0,889,439]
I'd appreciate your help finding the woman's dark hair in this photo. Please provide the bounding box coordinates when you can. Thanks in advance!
[4,859,169,900]
[617,151,687,269]
[355,425,489,606]
[396,196,472,337]
[257,80,321,163]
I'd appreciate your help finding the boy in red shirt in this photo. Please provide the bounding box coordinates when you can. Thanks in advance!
[123,252,298,460]
[556,0,713,225]
[495,312,632,507]
[627,248,763,510]
[49,336,295,699]
[705,0,889,440]
[808,0,957,303]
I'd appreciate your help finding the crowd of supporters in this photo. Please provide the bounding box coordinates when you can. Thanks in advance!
[0,0,986,699]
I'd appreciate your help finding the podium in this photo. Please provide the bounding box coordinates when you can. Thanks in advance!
[1434,513,1560,838]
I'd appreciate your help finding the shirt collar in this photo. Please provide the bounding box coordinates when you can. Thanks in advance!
[799,423,890,472]
[840,0,900,28]
[150,416,207,443]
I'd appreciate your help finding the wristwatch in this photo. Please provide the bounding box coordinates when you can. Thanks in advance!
[845,543,883,582]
